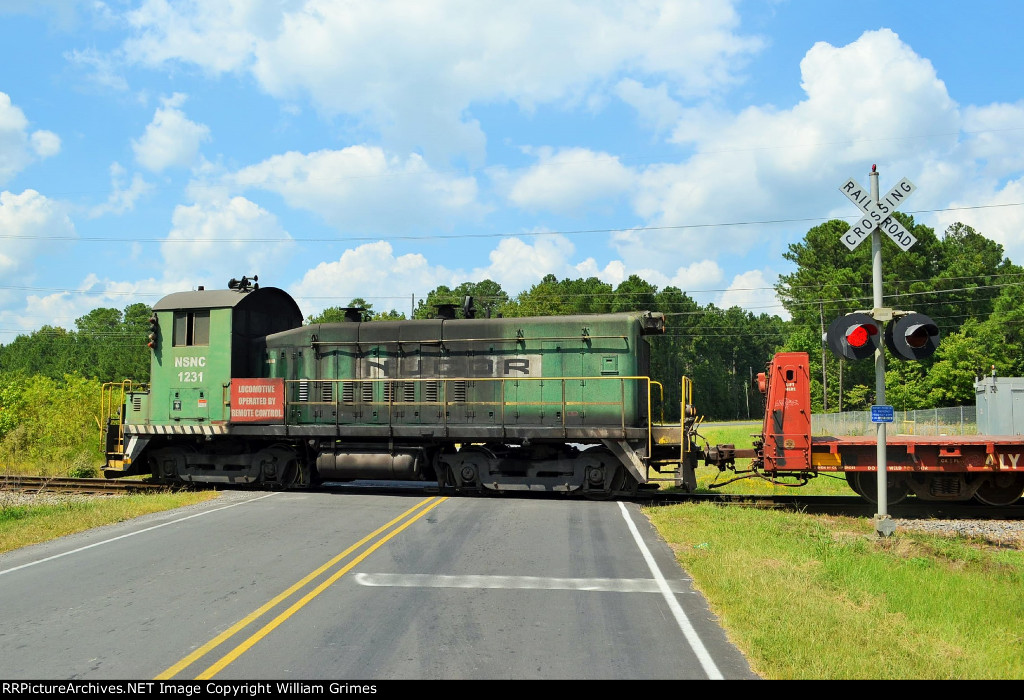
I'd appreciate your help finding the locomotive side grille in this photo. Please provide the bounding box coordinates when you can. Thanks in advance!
[384,381,395,402]
[322,382,333,403]
[362,382,373,403]
[403,382,415,403]
[298,380,309,402]
[132,396,143,412]
[451,381,467,403]
[424,381,438,403]
[342,382,355,403]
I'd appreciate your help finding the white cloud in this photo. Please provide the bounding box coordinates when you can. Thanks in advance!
[228,146,485,232]
[0,275,181,343]
[132,93,211,173]
[282,232,786,324]
[123,0,266,74]
[615,78,684,136]
[718,269,786,317]
[89,162,154,218]
[612,28,965,274]
[30,130,61,158]
[65,47,131,92]
[934,177,1024,266]
[290,241,456,317]
[0,93,59,185]
[290,235,636,318]
[0,189,74,281]
[961,101,1024,176]
[472,236,579,291]
[505,147,634,215]
[160,194,294,283]
[574,258,628,286]
[117,0,763,162]
[669,259,724,291]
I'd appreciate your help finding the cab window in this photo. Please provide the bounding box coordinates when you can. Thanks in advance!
[173,310,210,346]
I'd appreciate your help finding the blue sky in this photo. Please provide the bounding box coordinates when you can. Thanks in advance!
[1,1,1023,342]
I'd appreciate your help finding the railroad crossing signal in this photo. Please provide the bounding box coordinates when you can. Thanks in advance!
[825,313,880,361]
[825,311,940,362]
[839,175,917,251]
[884,312,940,360]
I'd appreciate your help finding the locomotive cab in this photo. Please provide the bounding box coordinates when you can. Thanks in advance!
[105,281,303,482]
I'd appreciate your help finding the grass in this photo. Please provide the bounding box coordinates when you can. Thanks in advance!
[4,427,1021,679]
[0,491,220,555]
[646,502,1024,679]
[691,421,853,497]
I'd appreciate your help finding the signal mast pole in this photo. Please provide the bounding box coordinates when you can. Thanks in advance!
[836,166,927,537]
[869,167,893,536]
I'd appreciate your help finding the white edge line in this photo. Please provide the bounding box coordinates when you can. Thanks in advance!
[618,500,724,680]
[0,492,280,577]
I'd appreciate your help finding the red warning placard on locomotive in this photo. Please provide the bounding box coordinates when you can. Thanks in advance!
[230,378,285,422]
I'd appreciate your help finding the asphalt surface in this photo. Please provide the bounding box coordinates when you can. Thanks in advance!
[0,489,758,680]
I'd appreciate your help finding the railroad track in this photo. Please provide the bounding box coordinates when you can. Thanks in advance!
[0,475,173,496]
[5,475,1021,522]
[644,489,1024,520]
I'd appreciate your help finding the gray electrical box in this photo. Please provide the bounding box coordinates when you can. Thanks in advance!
[975,376,1024,435]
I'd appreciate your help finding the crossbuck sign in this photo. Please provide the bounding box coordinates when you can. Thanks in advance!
[838,176,917,251]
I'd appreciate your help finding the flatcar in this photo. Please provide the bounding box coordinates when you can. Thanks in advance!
[100,277,701,497]
[706,351,1024,506]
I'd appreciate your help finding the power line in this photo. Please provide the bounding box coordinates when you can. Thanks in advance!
[1,202,1022,245]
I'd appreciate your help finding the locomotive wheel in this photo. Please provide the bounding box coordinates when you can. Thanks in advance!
[582,447,636,499]
[849,471,908,505]
[974,474,1024,506]
[276,458,304,489]
[609,466,639,497]
[453,445,495,489]
[256,445,304,489]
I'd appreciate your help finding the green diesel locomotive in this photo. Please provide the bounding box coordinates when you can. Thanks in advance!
[101,278,700,497]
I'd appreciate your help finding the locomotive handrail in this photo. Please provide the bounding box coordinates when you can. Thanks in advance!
[98,380,148,455]
[650,380,665,424]
[680,375,694,467]
[309,335,629,347]
[282,374,658,458]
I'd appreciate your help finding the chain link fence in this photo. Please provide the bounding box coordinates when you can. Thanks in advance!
[811,405,977,436]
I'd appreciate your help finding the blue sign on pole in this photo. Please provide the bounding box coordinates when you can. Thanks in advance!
[871,405,895,423]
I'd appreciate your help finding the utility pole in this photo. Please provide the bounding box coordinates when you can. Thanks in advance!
[819,301,828,411]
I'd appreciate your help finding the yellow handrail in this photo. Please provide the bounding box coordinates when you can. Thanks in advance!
[282,374,658,458]
[680,375,694,467]
[99,380,147,453]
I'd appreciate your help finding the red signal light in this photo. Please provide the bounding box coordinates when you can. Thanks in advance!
[845,323,877,348]
[826,313,880,361]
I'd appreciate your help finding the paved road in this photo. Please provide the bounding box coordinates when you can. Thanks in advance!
[0,489,758,680]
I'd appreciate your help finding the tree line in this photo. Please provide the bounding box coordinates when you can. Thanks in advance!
[1,215,1020,429]
[777,214,1024,413]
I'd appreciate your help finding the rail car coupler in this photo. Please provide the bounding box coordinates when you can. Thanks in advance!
[705,444,736,470]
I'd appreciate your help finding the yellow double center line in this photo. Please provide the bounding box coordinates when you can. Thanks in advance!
[156,495,447,680]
